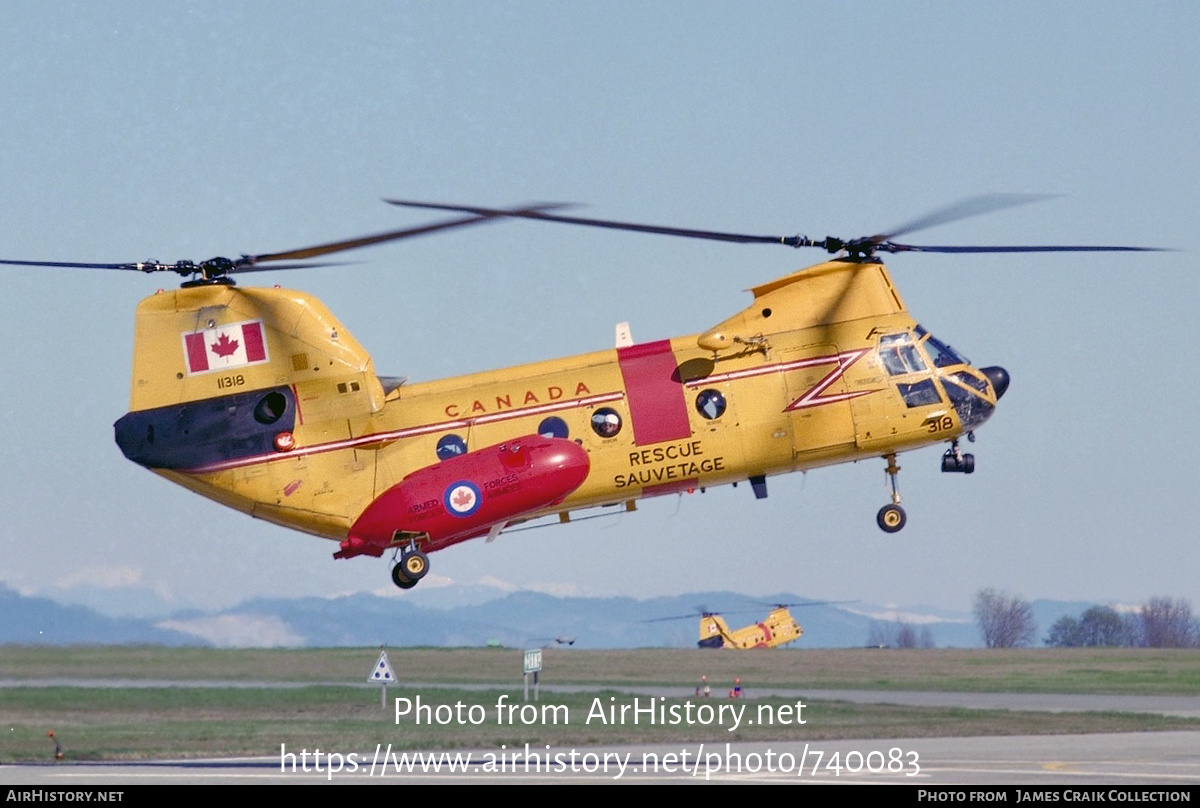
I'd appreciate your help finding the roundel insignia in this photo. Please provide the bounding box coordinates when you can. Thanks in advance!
[444,481,482,518]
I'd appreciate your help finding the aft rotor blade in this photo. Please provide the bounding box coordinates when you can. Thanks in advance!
[386,199,815,248]
[247,207,566,265]
[642,611,729,623]
[0,216,504,274]
[0,204,573,278]
[0,258,145,270]
[642,613,709,624]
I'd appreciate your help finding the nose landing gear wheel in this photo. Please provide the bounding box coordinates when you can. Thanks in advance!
[877,504,907,533]
[876,453,907,533]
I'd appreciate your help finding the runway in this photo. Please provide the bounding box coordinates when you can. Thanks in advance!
[3,732,1199,785]
[4,690,1199,785]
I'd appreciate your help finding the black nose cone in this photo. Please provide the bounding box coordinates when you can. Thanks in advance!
[981,366,1010,400]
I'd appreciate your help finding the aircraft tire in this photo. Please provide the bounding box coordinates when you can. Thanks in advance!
[876,504,906,533]
[391,564,417,589]
[402,550,429,581]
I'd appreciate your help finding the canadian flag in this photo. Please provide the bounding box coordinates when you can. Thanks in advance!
[182,320,269,375]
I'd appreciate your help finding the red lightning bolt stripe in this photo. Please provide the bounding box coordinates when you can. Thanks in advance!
[684,348,879,411]
[782,348,878,411]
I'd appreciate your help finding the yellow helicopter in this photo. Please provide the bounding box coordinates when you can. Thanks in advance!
[644,604,802,649]
[1,195,1154,590]
[699,606,803,650]
[656,599,848,649]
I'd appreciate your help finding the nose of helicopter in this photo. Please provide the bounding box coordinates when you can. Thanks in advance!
[981,366,1010,400]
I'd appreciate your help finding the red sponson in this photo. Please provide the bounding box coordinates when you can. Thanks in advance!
[338,435,590,558]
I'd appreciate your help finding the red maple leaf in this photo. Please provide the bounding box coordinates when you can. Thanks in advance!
[211,332,240,358]
[452,489,474,508]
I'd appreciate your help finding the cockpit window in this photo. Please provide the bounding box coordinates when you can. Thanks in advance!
[949,371,988,394]
[897,379,942,408]
[924,335,966,368]
[916,325,969,368]
[879,333,926,376]
[942,372,995,429]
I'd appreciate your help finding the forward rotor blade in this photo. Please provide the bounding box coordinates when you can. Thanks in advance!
[221,260,356,273]
[751,599,859,608]
[873,193,1056,243]
[250,212,517,264]
[245,203,575,266]
[879,243,1165,254]
[386,199,813,248]
[389,197,1164,256]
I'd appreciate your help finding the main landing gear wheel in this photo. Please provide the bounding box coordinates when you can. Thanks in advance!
[391,564,418,590]
[401,550,429,581]
[391,547,430,590]
[877,504,907,533]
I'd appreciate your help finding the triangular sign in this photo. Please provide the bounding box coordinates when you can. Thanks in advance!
[368,650,395,683]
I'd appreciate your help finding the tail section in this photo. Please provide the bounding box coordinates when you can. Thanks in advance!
[126,284,383,415]
[115,284,385,538]
[698,615,730,648]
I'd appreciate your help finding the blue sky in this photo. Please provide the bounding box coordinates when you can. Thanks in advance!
[1,2,1197,617]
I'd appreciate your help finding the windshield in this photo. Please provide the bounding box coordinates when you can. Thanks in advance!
[915,325,969,367]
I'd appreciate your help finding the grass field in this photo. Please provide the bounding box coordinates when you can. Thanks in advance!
[2,646,1199,762]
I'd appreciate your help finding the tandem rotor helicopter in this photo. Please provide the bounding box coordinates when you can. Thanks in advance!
[1,195,1157,590]
[700,606,803,650]
[647,601,843,650]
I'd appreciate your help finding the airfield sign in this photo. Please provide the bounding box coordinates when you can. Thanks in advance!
[523,648,542,702]
[369,650,395,709]
[369,650,396,682]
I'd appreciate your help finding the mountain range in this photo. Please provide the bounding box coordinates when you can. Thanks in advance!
[1,582,1098,649]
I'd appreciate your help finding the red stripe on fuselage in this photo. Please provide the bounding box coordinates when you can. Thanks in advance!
[616,340,692,446]
[182,390,624,474]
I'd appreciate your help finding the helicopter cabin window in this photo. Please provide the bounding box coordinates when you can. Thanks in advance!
[695,389,727,420]
[897,379,941,408]
[591,408,623,438]
[538,416,569,439]
[879,333,926,376]
[436,434,467,460]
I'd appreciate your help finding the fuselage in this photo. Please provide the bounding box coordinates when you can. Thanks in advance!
[114,257,1005,564]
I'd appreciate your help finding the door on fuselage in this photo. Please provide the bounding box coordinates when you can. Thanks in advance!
[780,343,860,464]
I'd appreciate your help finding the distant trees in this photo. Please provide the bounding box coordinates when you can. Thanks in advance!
[1045,597,1197,648]
[866,620,935,649]
[1045,606,1135,647]
[974,588,1036,648]
[1139,597,1197,648]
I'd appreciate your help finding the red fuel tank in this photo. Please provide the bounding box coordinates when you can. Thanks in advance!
[339,435,590,558]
